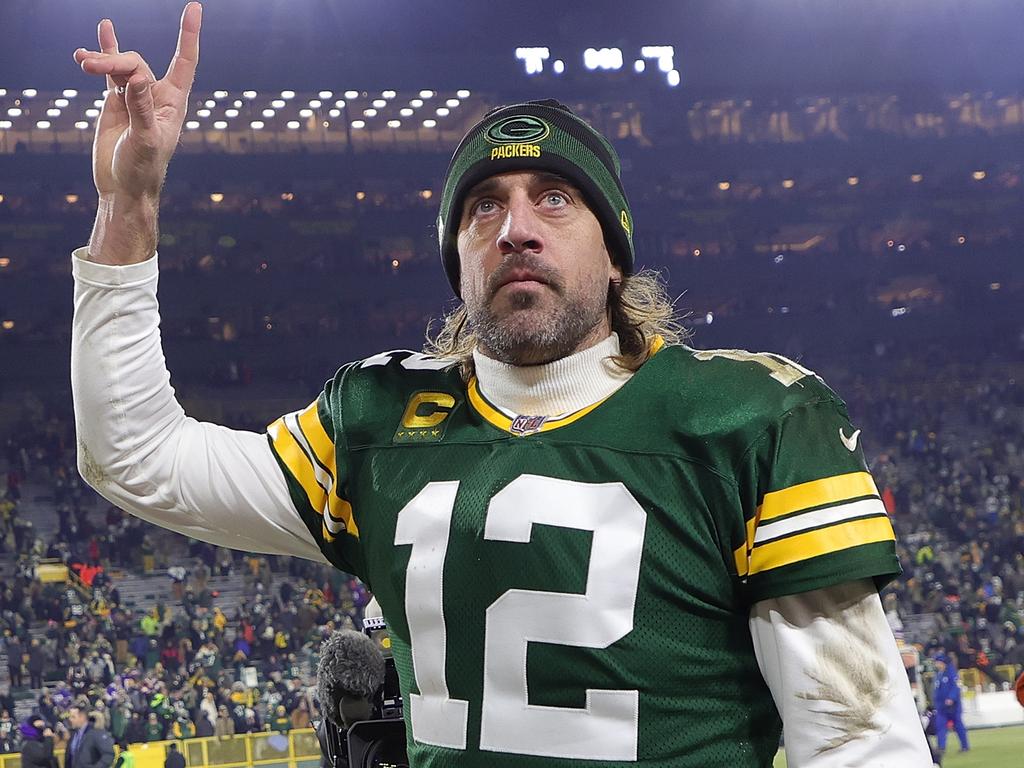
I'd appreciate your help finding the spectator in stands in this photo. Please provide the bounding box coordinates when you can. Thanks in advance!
[143,713,163,743]
[0,710,16,753]
[18,716,55,768]
[5,632,24,689]
[28,639,46,690]
[213,706,233,739]
[122,714,145,746]
[64,706,114,768]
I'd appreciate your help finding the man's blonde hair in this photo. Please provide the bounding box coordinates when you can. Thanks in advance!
[424,269,691,381]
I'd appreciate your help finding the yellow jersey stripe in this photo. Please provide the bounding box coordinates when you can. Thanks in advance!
[748,515,895,575]
[758,471,878,524]
[269,418,327,514]
[297,401,336,487]
[467,378,610,434]
[327,493,360,539]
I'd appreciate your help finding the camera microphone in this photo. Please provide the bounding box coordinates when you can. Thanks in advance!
[316,629,387,730]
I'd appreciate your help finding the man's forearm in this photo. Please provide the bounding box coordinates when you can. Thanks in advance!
[86,193,159,266]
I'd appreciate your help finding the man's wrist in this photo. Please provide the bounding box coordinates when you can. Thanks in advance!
[87,194,160,266]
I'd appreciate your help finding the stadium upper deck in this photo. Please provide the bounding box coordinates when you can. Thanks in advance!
[1,88,1023,154]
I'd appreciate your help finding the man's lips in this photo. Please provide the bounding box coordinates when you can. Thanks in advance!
[497,269,549,290]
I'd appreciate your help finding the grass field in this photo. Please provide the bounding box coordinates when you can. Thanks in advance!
[772,724,1024,767]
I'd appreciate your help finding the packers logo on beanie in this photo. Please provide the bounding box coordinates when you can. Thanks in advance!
[437,99,634,296]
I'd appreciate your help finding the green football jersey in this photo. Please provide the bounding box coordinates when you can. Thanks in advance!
[266,343,900,767]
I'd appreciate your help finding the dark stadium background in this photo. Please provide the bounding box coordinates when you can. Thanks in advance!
[0,1,1021,765]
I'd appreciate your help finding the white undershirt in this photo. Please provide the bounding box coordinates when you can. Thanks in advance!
[69,248,931,766]
[472,333,631,417]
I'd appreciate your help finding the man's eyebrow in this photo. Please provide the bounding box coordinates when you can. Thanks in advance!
[465,172,580,203]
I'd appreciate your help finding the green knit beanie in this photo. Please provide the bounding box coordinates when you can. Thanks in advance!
[437,99,634,296]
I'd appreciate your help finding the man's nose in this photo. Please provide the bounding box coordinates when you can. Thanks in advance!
[496,197,543,255]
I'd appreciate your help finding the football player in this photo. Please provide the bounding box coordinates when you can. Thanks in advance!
[71,4,932,766]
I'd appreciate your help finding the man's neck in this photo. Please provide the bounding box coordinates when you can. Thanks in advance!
[472,333,633,416]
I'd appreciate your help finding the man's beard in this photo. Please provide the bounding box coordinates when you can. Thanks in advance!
[467,254,607,366]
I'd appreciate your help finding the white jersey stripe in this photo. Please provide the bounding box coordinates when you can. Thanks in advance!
[754,497,886,546]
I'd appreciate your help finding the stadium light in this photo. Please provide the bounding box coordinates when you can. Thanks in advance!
[634,59,645,73]
[85,108,100,118]
[446,98,459,107]
[847,176,860,186]
[319,91,333,99]
[225,109,239,117]
[516,47,550,75]
[387,119,401,128]
[423,119,437,128]
[250,121,265,130]
[280,90,295,99]
[47,109,61,117]
[185,121,200,130]
[419,90,434,98]
[400,108,413,117]
[383,90,397,99]
[300,109,313,118]
[213,121,227,129]
[705,312,714,325]
[782,179,795,189]
[62,89,78,98]
[0,89,6,97]
[345,90,359,99]
[363,108,377,117]
[410,99,423,108]
[197,109,211,117]
[972,170,986,180]
[210,193,224,203]
[351,120,366,129]
[0,121,12,130]
[233,100,243,108]
[22,89,37,98]
[910,173,923,183]
[271,99,286,109]
[328,109,340,117]
[243,90,258,99]
[335,100,346,108]
[287,121,300,130]
[372,99,386,108]
[205,99,216,108]
[55,99,69,108]
[214,90,228,99]
[667,69,681,87]
[7,108,21,117]
[553,60,565,74]
[262,109,275,117]
[75,121,90,130]
[36,121,51,129]
[309,100,322,109]
[718,181,731,191]
[66,194,79,204]
[456,90,470,98]
[436,107,449,116]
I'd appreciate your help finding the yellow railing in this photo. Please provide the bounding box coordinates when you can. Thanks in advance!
[0,729,321,768]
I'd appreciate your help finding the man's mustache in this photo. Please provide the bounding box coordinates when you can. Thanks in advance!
[486,254,563,300]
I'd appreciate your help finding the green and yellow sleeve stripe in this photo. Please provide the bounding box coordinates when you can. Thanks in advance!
[734,471,893,577]
[267,400,359,540]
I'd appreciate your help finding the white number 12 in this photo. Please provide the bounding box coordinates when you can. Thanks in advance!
[394,474,648,761]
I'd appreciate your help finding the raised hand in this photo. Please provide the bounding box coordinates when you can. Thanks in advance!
[73,2,202,264]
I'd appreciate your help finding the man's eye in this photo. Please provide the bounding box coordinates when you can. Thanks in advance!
[472,200,496,215]
[544,192,568,206]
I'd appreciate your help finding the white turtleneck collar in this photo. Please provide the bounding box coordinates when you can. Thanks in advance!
[472,333,634,417]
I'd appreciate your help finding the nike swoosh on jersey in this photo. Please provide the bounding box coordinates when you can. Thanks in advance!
[839,427,861,452]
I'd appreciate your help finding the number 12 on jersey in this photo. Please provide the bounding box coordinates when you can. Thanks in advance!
[394,475,648,761]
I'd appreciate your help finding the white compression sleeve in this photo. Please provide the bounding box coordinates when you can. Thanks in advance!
[71,246,327,562]
[750,579,933,767]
